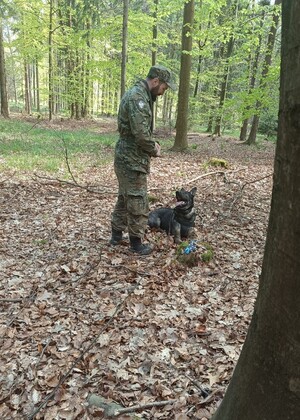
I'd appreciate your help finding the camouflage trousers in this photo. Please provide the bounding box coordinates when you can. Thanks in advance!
[111,163,149,238]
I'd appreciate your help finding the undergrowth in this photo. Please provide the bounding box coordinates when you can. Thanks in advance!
[0,118,117,173]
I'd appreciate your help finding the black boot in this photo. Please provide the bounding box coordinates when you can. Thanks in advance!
[109,229,123,245]
[129,236,153,255]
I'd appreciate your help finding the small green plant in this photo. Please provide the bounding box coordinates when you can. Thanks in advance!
[148,194,160,203]
[176,241,189,256]
[175,240,214,266]
[200,242,214,263]
[207,157,229,168]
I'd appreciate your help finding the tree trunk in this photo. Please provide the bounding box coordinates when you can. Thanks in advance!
[121,0,129,98]
[32,63,36,109]
[0,21,9,118]
[239,5,266,141]
[213,36,234,136]
[206,115,213,133]
[193,42,203,98]
[82,22,91,118]
[151,0,158,66]
[151,0,158,129]
[35,61,40,113]
[24,62,31,114]
[75,51,81,120]
[239,118,249,141]
[246,0,281,144]
[193,3,210,98]
[212,1,300,419]
[172,0,194,151]
[48,0,54,120]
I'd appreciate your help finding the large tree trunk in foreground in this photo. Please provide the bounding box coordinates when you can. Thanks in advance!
[212,1,300,419]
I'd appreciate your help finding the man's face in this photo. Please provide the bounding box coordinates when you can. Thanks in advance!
[150,80,169,99]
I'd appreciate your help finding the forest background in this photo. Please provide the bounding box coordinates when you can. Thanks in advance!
[0,0,281,146]
[0,1,285,418]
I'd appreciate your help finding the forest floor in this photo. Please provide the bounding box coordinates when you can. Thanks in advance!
[0,117,276,420]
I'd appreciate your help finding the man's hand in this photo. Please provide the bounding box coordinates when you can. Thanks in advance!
[154,142,161,157]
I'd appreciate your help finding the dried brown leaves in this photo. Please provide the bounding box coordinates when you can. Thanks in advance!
[0,134,275,419]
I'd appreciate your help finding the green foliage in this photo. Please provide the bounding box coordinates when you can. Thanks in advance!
[258,109,278,139]
[200,242,214,263]
[176,241,190,256]
[2,0,281,130]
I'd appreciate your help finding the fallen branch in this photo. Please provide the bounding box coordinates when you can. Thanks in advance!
[32,136,116,194]
[33,173,115,195]
[37,337,52,365]
[88,393,177,417]
[224,172,273,212]
[0,298,23,303]
[186,168,245,185]
[114,399,177,416]
[240,172,273,190]
[199,389,223,406]
[186,170,225,185]
[6,287,38,328]
[61,138,78,185]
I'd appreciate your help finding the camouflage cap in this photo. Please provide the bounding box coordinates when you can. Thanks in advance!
[147,64,175,90]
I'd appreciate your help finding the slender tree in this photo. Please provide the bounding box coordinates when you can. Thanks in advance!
[0,20,9,118]
[152,0,158,66]
[172,0,194,151]
[212,1,300,418]
[121,0,129,98]
[48,0,54,120]
[24,62,31,114]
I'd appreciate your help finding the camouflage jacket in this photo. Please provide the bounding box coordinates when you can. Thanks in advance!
[115,79,158,174]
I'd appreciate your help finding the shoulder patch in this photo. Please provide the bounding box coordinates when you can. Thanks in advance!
[137,100,145,110]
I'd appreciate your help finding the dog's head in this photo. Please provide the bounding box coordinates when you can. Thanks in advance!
[175,187,197,211]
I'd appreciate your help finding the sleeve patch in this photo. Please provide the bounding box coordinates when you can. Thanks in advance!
[137,100,145,110]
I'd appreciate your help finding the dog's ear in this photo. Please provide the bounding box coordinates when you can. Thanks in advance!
[190,187,197,196]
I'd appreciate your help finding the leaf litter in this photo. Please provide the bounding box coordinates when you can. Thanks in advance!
[0,129,275,419]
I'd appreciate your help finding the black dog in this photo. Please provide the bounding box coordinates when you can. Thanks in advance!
[148,187,197,243]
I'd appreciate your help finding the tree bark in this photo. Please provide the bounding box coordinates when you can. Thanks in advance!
[212,1,300,419]
[0,21,9,118]
[172,0,194,151]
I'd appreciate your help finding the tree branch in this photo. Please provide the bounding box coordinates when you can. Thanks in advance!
[88,393,177,417]
[186,169,245,185]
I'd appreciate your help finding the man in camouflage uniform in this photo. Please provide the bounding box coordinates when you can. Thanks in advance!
[110,65,175,255]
